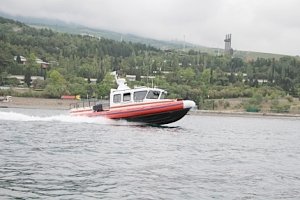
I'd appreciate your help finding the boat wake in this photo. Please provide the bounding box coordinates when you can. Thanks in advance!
[0,111,180,128]
[0,111,113,124]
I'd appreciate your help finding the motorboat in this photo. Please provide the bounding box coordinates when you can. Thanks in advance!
[70,75,196,125]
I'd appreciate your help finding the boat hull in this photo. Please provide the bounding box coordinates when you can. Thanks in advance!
[70,100,194,125]
[125,108,190,125]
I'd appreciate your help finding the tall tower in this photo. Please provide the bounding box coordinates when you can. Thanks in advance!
[224,34,233,56]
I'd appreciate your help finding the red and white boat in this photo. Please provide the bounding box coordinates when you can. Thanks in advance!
[70,76,195,125]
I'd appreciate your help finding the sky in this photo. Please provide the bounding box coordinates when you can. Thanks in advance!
[0,0,299,56]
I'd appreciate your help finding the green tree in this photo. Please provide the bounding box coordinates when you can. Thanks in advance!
[24,53,39,87]
[178,67,196,84]
[32,78,46,89]
[200,69,211,85]
[96,73,115,99]
[0,72,9,86]
[44,70,67,98]
[67,77,88,97]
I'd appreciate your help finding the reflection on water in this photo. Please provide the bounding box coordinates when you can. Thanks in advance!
[1,108,300,199]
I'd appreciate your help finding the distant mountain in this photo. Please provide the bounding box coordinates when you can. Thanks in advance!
[0,11,288,60]
[0,11,71,27]
[0,11,197,49]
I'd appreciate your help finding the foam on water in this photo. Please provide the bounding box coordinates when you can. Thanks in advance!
[0,111,146,126]
[0,111,113,124]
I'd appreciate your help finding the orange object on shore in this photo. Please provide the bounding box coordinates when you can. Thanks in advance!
[61,95,80,100]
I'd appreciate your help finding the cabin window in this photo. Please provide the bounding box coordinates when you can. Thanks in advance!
[113,94,121,103]
[134,91,147,101]
[160,92,166,99]
[146,90,160,99]
[123,93,131,102]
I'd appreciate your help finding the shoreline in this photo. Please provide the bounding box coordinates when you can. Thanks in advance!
[1,96,300,119]
[190,110,300,119]
[0,97,78,110]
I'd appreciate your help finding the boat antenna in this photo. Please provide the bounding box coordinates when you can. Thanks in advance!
[111,71,130,90]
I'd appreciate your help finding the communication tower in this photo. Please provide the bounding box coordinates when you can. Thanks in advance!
[224,34,233,56]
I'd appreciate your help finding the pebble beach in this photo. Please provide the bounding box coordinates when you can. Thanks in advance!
[1,96,300,118]
[0,97,78,110]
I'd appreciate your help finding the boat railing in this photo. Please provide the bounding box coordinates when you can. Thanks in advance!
[69,99,109,110]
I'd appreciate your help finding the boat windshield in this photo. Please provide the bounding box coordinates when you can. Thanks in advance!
[160,91,166,99]
[134,90,147,101]
[146,90,160,99]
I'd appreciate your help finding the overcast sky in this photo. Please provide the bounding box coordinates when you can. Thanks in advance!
[1,0,299,56]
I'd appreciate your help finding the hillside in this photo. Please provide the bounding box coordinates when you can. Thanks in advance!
[26,24,291,60]
[0,12,288,60]
[1,15,300,115]
[0,11,195,50]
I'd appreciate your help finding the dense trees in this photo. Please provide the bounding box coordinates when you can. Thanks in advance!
[1,16,300,108]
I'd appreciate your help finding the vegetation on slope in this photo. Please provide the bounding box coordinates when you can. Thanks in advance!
[1,16,300,113]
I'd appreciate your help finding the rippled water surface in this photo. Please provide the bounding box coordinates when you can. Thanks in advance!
[1,108,300,199]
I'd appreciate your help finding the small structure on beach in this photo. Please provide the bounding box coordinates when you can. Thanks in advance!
[0,96,12,102]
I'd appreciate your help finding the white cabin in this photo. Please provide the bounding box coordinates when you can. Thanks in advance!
[109,87,167,108]
[109,72,168,108]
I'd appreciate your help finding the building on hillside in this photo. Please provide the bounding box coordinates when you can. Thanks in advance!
[152,70,172,74]
[13,56,27,64]
[141,75,155,80]
[84,78,97,84]
[13,56,50,69]
[225,73,270,84]
[35,58,49,69]
[126,75,136,82]
[8,75,44,85]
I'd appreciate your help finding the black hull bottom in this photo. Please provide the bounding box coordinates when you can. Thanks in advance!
[124,108,190,125]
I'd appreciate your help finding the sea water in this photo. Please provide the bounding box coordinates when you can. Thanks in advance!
[0,108,300,199]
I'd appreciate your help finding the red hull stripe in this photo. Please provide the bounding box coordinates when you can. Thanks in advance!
[72,101,184,119]
[108,101,183,119]
[70,100,177,114]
